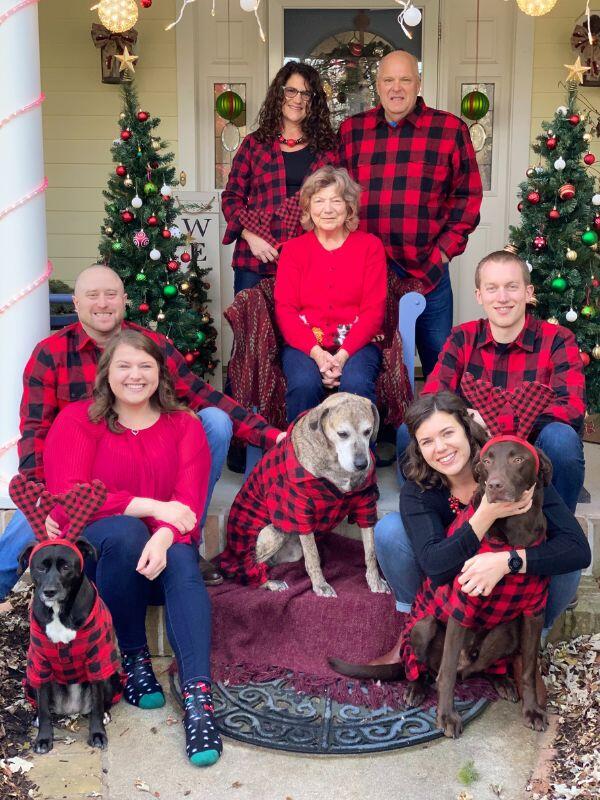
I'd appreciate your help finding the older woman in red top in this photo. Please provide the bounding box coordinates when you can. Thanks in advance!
[43,330,221,768]
[275,165,387,423]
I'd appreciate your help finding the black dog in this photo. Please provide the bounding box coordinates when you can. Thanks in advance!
[19,539,122,754]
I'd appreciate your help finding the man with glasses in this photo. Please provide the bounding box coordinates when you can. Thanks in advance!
[339,50,483,378]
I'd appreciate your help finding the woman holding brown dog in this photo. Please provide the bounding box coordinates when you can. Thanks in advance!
[341,391,590,676]
[275,165,387,423]
[43,330,221,768]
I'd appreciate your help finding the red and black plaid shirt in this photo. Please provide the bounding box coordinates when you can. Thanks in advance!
[221,133,338,275]
[422,314,586,435]
[25,589,123,705]
[219,426,379,586]
[19,322,280,482]
[338,99,482,293]
[400,506,548,682]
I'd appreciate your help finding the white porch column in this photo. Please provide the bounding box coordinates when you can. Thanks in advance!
[0,0,49,505]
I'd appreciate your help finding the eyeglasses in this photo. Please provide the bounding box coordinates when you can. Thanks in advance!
[283,86,313,102]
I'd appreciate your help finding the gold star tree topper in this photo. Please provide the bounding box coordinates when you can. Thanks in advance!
[564,56,590,85]
[115,46,138,74]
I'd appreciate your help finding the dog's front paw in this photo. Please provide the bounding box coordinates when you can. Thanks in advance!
[262,579,289,592]
[33,735,53,754]
[437,709,463,739]
[88,731,108,749]
[313,582,337,598]
[404,680,426,708]
[523,704,548,732]
[491,675,520,703]
[366,572,390,594]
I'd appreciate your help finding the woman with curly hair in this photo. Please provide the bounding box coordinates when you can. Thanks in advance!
[222,61,338,294]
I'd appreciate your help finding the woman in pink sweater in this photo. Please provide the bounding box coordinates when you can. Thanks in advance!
[275,166,387,423]
[43,330,221,768]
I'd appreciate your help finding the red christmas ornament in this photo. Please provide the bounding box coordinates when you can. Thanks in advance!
[593,277,600,288]
[569,114,580,125]
[180,252,191,263]
[162,194,172,202]
[580,351,591,366]
[546,136,557,150]
[533,235,547,251]
[141,0,152,6]
[137,110,149,122]
[147,215,158,226]
[161,228,172,239]
[527,191,541,204]
[517,201,524,212]
[558,183,576,201]
[184,353,195,365]
[584,152,596,165]
[593,217,600,231]
[138,302,150,313]
[115,164,127,177]
[150,161,159,169]
[167,260,179,272]
[348,42,363,57]
[120,129,131,141]
[548,207,560,220]
[120,210,134,223]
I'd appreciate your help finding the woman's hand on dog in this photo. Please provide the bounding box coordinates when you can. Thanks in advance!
[44,514,61,539]
[458,551,522,596]
[136,528,174,580]
[151,500,196,533]
[470,486,535,540]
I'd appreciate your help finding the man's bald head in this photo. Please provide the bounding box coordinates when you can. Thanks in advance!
[376,50,421,123]
[72,264,127,344]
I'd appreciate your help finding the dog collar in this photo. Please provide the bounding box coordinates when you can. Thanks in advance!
[480,434,539,471]
[29,539,84,569]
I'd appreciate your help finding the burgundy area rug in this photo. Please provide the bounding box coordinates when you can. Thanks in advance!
[211,533,496,710]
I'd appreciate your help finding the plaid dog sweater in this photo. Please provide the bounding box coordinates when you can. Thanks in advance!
[400,505,548,681]
[219,426,379,586]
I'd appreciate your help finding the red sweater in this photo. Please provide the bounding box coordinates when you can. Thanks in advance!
[274,229,387,356]
[43,400,210,545]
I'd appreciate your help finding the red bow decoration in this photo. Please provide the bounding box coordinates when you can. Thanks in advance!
[9,475,107,544]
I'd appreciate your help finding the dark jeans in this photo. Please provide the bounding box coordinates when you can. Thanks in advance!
[84,516,211,686]
[390,262,453,378]
[281,343,382,424]
[233,268,267,295]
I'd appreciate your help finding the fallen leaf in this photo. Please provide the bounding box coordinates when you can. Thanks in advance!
[489,784,504,798]
[231,781,243,788]
[134,778,151,793]
[456,793,473,800]
[6,756,34,774]
[165,716,178,726]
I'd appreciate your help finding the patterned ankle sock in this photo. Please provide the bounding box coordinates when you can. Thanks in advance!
[182,680,222,767]
[121,646,165,709]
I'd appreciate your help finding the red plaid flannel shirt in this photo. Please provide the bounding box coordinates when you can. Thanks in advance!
[221,133,338,275]
[338,99,482,293]
[19,321,280,482]
[423,315,586,435]
[219,425,379,586]
[25,589,123,705]
[400,506,548,682]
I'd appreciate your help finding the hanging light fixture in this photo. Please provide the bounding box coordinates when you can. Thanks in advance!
[395,1,422,39]
[515,0,559,16]
[91,0,138,34]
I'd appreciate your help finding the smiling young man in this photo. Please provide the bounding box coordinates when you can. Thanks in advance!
[421,250,586,512]
[0,265,283,601]
[338,50,483,377]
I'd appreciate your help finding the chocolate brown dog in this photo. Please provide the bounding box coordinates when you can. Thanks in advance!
[410,438,552,738]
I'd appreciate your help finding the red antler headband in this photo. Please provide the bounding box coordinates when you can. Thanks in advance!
[8,475,107,567]
[460,373,557,471]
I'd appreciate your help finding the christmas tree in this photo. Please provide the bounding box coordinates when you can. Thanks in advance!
[509,88,600,411]
[98,82,218,377]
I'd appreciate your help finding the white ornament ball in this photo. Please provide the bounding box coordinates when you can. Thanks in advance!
[593,194,600,206]
[534,166,545,175]
[240,0,258,11]
[160,183,172,197]
[149,248,161,261]
[584,132,592,143]
[526,261,533,273]
[131,195,143,208]
[169,225,181,238]
[556,106,568,116]
[112,138,121,146]
[403,5,422,26]
[566,308,578,322]
[554,156,566,171]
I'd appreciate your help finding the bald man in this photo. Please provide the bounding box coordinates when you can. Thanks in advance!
[339,50,483,377]
[0,265,283,600]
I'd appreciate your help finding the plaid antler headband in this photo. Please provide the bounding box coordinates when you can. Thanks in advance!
[9,475,107,567]
[460,372,556,469]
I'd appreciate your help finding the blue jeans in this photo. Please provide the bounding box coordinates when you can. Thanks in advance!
[534,423,584,514]
[0,407,232,601]
[84,516,211,684]
[233,268,266,295]
[374,511,581,634]
[281,344,382,424]
[390,263,453,379]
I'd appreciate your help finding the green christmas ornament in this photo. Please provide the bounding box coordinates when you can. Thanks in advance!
[582,229,599,246]
[135,272,147,283]
[461,90,490,121]
[550,276,568,293]
[581,305,597,317]
[111,241,123,253]
[215,90,245,122]
[163,284,177,298]
[144,181,158,195]
[196,331,207,344]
